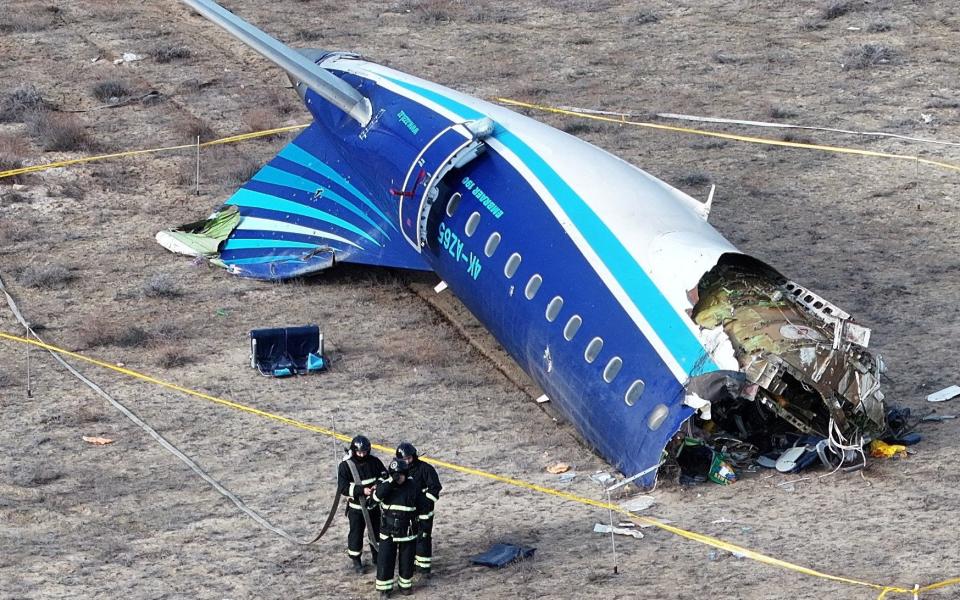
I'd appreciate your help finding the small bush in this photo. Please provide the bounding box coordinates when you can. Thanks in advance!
[768,105,798,119]
[175,116,217,143]
[625,11,659,25]
[821,0,852,19]
[295,29,324,42]
[798,15,825,31]
[92,80,131,103]
[842,44,899,70]
[18,264,76,289]
[866,19,892,32]
[782,132,815,145]
[0,86,49,123]
[151,44,192,63]
[142,273,183,298]
[26,112,92,152]
[0,156,25,185]
[242,108,280,139]
[675,171,712,187]
[0,11,55,34]
[114,326,151,348]
[157,349,195,369]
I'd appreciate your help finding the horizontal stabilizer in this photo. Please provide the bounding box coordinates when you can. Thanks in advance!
[158,123,430,279]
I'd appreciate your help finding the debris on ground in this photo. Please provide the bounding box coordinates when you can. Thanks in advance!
[82,436,114,445]
[593,523,644,539]
[869,440,907,459]
[926,385,960,403]
[546,462,570,474]
[558,471,576,483]
[470,543,536,568]
[618,495,656,513]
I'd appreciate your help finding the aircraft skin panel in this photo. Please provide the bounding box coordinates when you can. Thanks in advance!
[340,60,725,381]
[214,122,431,277]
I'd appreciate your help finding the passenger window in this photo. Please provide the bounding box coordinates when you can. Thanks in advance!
[504,253,521,278]
[625,380,645,406]
[563,315,582,340]
[446,192,462,217]
[465,212,481,237]
[524,274,542,300]
[584,337,603,363]
[545,296,563,322]
[647,403,668,430]
[603,357,622,383]
[484,232,501,257]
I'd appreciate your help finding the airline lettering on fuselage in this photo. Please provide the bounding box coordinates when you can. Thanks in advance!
[438,223,482,280]
[397,110,420,135]
[461,176,503,219]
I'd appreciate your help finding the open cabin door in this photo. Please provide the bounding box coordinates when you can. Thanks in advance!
[398,118,494,250]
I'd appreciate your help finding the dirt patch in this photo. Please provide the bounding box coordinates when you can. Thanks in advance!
[3,1,960,599]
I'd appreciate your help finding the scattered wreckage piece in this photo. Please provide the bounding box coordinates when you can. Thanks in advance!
[926,385,960,403]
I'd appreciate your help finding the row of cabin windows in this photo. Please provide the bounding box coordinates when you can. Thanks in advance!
[450,199,652,414]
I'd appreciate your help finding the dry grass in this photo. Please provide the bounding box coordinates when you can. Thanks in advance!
[674,171,712,187]
[26,112,92,152]
[624,11,659,26]
[0,86,49,123]
[76,318,153,349]
[0,10,56,34]
[173,116,217,143]
[157,348,196,369]
[241,108,281,139]
[842,44,900,70]
[142,273,183,298]
[151,44,192,63]
[17,264,76,289]
[92,80,132,103]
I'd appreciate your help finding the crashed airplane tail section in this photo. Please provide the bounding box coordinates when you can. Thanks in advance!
[689,256,886,454]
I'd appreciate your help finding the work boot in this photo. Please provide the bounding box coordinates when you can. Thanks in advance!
[379,591,391,600]
[416,566,431,579]
[400,587,413,596]
[351,557,364,574]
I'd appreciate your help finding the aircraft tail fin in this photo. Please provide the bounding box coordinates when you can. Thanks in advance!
[156,122,429,280]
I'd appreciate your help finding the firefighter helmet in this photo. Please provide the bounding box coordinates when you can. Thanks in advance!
[395,442,418,461]
[388,459,409,476]
[350,435,371,455]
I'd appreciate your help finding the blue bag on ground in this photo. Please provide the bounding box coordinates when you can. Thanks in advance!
[470,543,536,567]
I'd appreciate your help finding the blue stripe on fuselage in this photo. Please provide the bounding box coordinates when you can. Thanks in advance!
[380,75,716,377]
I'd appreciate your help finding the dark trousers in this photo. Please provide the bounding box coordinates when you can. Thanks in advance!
[376,537,416,592]
[414,518,433,570]
[347,506,380,561]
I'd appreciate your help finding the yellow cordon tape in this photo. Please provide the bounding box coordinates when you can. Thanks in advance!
[495,98,960,175]
[0,331,952,599]
[0,124,309,180]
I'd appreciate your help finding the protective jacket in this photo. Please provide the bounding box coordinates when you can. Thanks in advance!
[373,475,428,593]
[337,454,386,510]
[407,458,441,571]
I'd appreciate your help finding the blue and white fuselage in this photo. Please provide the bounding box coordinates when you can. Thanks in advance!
[160,3,887,487]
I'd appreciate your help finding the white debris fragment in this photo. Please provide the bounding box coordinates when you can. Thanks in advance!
[433,280,448,293]
[590,472,615,485]
[535,394,550,404]
[593,523,644,539]
[618,495,656,513]
[927,386,960,403]
[113,52,144,65]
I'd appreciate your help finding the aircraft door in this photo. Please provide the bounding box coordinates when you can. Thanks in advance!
[397,117,494,251]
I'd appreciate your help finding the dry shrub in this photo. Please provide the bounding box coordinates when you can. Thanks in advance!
[0,10,55,33]
[26,112,92,152]
[142,273,183,298]
[77,318,152,349]
[842,44,900,70]
[798,15,825,31]
[174,116,217,143]
[0,86,49,123]
[151,44,192,63]
[820,0,853,19]
[675,171,712,187]
[18,264,76,289]
[0,156,24,185]
[242,108,281,139]
[625,11,659,25]
[92,80,132,103]
[157,348,195,369]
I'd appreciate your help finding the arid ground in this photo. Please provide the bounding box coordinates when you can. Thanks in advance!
[3,1,960,599]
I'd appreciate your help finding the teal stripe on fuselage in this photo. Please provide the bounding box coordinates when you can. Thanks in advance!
[381,75,716,376]
[225,188,379,247]
[278,142,396,231]
[222,238,323,251]
[253,165,389,238]
[223,254,302,265]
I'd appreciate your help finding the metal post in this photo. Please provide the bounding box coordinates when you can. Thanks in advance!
[606,489,618,574]
[195,135,201,195]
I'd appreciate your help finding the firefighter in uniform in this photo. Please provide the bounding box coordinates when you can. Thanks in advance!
[373,458,427,598]
[396,442,442,577]
[336,435,385,573]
